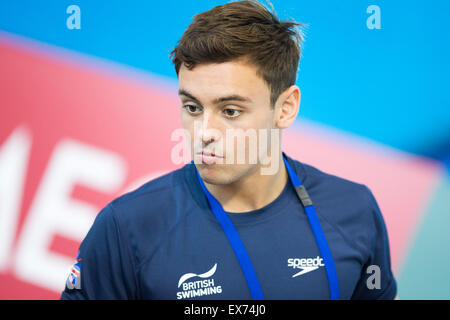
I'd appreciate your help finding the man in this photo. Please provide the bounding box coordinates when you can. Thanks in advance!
[61,0,397,300]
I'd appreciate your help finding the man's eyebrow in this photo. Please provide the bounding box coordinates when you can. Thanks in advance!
[178,89,200,103]
[178,89,252,104]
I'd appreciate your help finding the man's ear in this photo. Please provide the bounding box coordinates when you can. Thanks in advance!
[275,85,301,129]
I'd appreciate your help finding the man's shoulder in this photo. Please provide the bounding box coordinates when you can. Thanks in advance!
[112,167,184,208]
[81,165,197,269]
[291,158,377,228]
[290,157,381,254]
[105,165,193,225]
[292,158,371,200]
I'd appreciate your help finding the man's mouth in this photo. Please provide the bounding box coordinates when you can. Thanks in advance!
[196,151,224,165]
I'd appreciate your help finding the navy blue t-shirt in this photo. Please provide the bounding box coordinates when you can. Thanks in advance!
[60,155,397,300]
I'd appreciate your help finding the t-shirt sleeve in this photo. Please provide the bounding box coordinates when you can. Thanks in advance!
[351,186,397,300]
[60,203,138,300]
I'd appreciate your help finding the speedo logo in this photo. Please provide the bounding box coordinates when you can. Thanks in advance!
[287,256,325,278]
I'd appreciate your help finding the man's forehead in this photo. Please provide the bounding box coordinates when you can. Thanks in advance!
[178,59,261,81]
[178,61,269,103]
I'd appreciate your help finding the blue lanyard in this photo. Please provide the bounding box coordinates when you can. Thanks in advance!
[195,155,340,300]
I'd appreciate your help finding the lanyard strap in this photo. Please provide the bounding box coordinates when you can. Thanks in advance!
[283,156,340,300]
[196,170,264,300]
[196,155,340,300]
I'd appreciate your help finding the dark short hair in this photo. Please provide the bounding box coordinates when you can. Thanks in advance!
[169,0,304,107]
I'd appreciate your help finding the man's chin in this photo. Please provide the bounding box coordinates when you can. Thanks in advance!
[195,163,259,186]
[195,163,232,185]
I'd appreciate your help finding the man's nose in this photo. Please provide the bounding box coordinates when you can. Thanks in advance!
[199,111,220,145]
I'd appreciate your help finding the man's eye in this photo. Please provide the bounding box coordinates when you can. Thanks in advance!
[223,108,242,118]
[184,105,202,115]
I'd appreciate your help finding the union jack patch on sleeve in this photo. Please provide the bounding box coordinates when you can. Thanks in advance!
[65,252,82,290]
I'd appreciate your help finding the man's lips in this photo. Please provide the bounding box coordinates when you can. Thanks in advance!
[195,151,224,164]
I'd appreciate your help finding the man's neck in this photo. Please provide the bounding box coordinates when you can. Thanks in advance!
[204,154,288,213]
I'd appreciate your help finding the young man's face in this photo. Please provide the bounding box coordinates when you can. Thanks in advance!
[178,58,281,185]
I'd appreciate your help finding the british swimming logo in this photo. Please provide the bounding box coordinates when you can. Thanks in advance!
[176,263,223,299]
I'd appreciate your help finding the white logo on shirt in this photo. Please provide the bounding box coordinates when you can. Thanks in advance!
[176,263,223,299]
[287,256,324,278]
